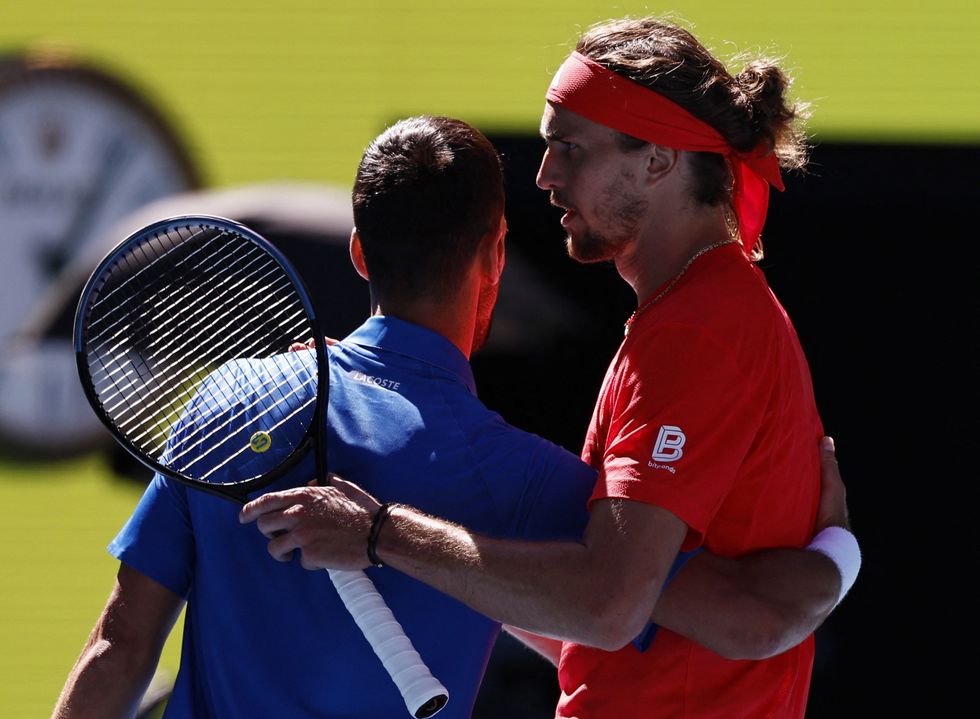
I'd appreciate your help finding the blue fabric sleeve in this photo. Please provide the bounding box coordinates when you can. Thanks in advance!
[516,436,596,541]
[107,474,195,598]
[631,548,703,652]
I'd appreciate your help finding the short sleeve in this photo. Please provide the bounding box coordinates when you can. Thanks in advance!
[590,323,766,549]
[107,474,196,597]
[516,437,596,542]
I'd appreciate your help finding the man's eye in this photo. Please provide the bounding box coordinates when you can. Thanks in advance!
[544,138,577,152]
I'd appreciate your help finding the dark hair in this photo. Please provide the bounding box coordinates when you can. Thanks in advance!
[352,116,504,303]
[576,17,809,249]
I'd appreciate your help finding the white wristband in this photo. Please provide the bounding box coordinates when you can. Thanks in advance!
[807,526,861,606]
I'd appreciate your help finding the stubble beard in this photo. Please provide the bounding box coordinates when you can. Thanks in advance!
[472,280,499,355]
[566,228,628,264]
[562,174,648,265]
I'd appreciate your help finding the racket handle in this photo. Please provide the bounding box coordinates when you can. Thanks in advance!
[328,568,449,718]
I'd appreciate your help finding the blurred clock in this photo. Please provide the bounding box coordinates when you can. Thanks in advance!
[0,50,201,453]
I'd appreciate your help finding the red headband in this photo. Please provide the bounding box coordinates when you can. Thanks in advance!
[546,51,784,252]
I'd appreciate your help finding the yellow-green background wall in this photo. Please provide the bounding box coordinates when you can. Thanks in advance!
[4,0,977,190]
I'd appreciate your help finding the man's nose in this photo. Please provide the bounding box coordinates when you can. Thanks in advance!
[535,148,560,191]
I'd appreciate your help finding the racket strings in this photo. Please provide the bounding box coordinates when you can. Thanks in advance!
[101,239,312,467]
[89,231,279,445]
[107,296,306,446]
[139,282,311,457]
[83,224,319,480]
[188,376,318,481]
[86,226,229,337]
[135,247,293,358]
[87,229,245,389]
[95,277,304,423]
[88,231,274,371]
[85,243,186,332]
[165,358,316,476]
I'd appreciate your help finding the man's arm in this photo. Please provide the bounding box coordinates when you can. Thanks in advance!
[52,563,184,719]
[243,486,687,651]
[650,436,851,659]
[651,549,838,660]
[240,436,857,657]
[500,437,852,664]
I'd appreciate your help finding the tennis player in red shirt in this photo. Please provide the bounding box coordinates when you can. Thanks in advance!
[243,16,860,718]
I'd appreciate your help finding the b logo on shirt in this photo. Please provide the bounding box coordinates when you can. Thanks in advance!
[651,425,686,462]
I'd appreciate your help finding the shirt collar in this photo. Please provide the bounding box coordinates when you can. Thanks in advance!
[343,315,477,396]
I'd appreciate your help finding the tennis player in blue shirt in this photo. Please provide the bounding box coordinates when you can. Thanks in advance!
[54,116,848,718]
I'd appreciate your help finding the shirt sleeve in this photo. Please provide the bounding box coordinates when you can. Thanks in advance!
[591,323,767,550]
[107,474,196,598]
[516,436,596,542]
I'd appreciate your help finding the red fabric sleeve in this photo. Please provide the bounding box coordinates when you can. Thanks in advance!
[589,323,768,550]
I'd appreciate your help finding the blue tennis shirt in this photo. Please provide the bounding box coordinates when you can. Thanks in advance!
[109,316,599,718]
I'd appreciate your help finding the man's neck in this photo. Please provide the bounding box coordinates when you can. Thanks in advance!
[618,205,732,303]
[368,292,478,360]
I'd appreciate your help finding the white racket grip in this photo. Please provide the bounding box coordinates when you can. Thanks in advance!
[328,568,449,718]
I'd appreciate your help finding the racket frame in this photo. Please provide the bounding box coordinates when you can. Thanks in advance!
[72,215,328,505]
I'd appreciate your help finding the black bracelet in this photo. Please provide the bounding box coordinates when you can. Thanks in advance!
[367,503,393,568]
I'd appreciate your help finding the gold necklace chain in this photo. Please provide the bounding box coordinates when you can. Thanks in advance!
[624,239,737,337]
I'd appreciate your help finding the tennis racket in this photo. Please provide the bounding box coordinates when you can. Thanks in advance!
[73,215,449,718]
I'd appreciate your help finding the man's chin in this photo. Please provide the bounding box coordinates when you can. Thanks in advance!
[566,234,613,265]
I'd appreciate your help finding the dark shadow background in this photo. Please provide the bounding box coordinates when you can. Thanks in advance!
[464,136,978,718]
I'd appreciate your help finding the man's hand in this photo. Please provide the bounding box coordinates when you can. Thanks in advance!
[288,336,338,352]
[239,475,381,571]
[815,436,849,531]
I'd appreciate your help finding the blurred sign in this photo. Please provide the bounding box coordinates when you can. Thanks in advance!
[0,51,200,453]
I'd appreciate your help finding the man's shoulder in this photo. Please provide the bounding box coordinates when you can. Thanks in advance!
[198,353,317,407]
[463,400,588,475]
[636,264,789,363]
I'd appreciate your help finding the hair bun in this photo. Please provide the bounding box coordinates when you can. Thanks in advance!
[735,59,809,170]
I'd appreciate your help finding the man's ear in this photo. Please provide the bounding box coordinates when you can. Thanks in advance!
[643,144,679,186]
[478,216,507,285]
[349,228,369,281]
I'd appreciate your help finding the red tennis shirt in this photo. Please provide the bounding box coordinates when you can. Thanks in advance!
[557,243,823,719]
